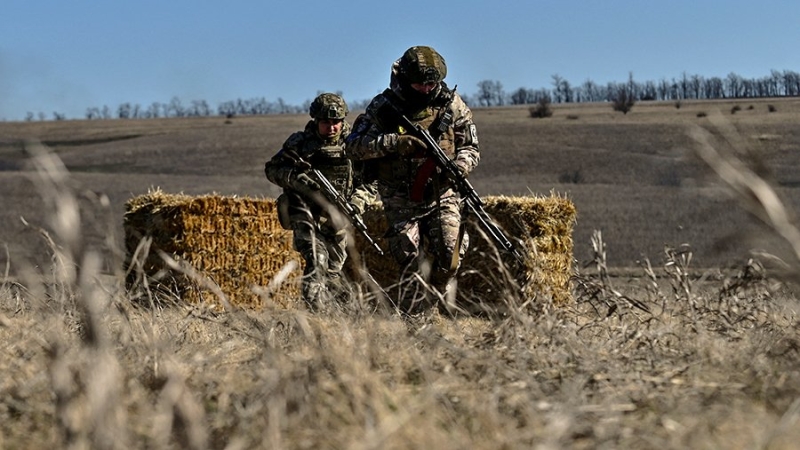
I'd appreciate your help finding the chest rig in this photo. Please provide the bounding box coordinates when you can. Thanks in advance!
[304,141,354,197]
[376,89,456,198]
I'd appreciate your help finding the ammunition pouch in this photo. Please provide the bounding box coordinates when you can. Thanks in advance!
[276,193,292,230]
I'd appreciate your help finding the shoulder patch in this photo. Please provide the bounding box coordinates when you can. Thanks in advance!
[346,114,371,143]
[468,124,478,145]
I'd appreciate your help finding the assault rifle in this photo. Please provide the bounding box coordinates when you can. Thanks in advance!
[383,103,526,265]
[284,150,384,256]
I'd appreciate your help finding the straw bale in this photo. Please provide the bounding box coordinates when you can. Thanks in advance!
[124,189,300,310]
[124,189,576,311]
[354,193,577,308]
[472,194,576,307]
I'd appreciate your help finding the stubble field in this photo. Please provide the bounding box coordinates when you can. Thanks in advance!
[1,98,800,449]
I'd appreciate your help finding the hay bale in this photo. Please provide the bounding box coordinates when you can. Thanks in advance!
[124,189,300,310]
[124,190,576,310]
[469,194,576,306]
[355,193,577,308]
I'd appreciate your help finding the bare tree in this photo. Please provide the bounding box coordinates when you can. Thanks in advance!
[641,81,657,101]
[560,78,573,103]
[476,80,504,107]
[551,74,573,103]
[494,80,506,106]
[726,72,743,98]
[117,103,131,119]
[690,74,703,99]
[510,87,534,105]
[785,70,800,96]
[703,77,725,99]
[146,102,161,118]
[217,101,236,117]
[167,96,185,117]
[656,79,670,101]
[85,107,101,120]
[678,72,690,99]
[626,72,639,100]
[581,79,599,102]
[187,100,211,117]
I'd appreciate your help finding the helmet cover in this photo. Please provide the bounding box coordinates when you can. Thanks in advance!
[309,93,348,120]
[398,46,447,84]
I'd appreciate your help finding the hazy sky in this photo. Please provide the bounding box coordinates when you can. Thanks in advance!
[2,0,797,120]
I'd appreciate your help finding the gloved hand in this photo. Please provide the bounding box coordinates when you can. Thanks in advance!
[291,172,319,195]
[350,197,366,216]
[395,135,427,157]
[455,159,470,177]
[293,159,312,172]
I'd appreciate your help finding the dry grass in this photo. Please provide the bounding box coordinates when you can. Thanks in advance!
[2,112,800,448]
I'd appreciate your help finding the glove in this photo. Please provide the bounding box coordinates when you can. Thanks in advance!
[294,159,312,172]
[291,172,319,195]
[455,159,470,177]
[395,135,427,157]
[349,197,366,216]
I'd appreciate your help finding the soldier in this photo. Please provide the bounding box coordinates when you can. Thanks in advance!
[346,46,480,313]
[265,93,375,309]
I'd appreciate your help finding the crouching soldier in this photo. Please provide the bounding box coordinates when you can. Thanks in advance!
[265,93,375,309]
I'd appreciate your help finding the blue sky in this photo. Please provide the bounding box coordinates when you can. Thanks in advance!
[2,0,798,120]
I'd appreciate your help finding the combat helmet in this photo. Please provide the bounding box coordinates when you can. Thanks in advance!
[397,46,447,84]
[309,93,348,120]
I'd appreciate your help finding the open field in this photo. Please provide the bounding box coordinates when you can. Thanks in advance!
[2,97,800,273]
[2,98,800,448]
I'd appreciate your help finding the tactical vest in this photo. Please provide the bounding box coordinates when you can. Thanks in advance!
[306,142,354,197]
[374,91,456,197]
[279,139,353,229]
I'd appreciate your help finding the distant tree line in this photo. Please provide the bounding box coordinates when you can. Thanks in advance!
[467,69,800,107]
[20,69,800,121]
[82,96,309,120]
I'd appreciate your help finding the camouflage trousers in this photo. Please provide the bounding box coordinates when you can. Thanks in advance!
[383,190,469,312]
[291,218,347,308]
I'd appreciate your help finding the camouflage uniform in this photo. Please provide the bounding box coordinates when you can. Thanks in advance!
[265,93,376,308]
[346,47,480,311]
